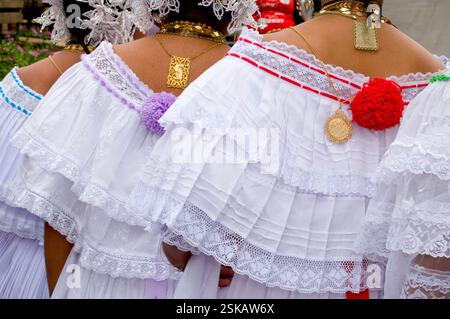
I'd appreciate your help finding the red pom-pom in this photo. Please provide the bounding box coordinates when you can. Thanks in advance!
[350,78,405,131]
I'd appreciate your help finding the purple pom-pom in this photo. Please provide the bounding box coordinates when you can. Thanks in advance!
[140,92,177,135]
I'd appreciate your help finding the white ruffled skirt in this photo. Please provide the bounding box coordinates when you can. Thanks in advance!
[52,249,176,299]
[0,230,48,299]
[173,254,381,299]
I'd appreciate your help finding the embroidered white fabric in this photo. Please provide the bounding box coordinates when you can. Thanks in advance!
[0,69,43,242]
[9,43,180,280]
[357,80,450,259]
[401,264,450,299]
[125,28,445,294]
[356,78,450,298]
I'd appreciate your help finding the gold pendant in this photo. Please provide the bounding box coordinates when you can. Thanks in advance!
[167,56,191,89]
[325,109,353,144]
[354,20,379,51]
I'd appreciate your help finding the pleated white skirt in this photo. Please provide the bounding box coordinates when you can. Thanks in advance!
[0,231,49,299]
[174,255,381,299]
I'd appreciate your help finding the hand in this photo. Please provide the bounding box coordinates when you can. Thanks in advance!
[219,265,235,287]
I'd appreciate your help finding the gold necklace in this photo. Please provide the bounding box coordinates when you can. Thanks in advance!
[158,21,228,45]
[315,1,392,51]
[63,43,96,53]
[154,35,223,90]
[290,27,353,144]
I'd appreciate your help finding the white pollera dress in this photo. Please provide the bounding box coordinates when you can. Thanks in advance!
[356,68,450,299]
[9,43,180,299]
[0,68,49,299]
[126,28,448,298]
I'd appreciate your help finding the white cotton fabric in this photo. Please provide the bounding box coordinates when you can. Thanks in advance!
[0,69,44,242]
[126,28,447,297]
[0,231,48,299]
[0,69,48,299]
[52,249,177,299]
[9,43,180,298]
[356,72,450,298]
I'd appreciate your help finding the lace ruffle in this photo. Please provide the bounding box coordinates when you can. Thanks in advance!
[10,174,180,280]
[162,201,381,293]
[11,128,149,229]
[240,28,447,93]
[82,43,151,111]
[0,201,43,243]
[401,264,450,299]
[357,207,450,259]
[76,236,181,280]
[379,144,450,182]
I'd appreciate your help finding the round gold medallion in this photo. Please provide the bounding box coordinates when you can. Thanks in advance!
[325,109,353,144]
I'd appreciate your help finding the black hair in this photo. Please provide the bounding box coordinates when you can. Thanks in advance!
[165,1,232,35]
[62,0,93,53]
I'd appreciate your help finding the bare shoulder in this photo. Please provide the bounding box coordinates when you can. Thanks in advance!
[16,58,59,95]
[262,24,314,53]
[387,26,445,73]
[113,37,159,62]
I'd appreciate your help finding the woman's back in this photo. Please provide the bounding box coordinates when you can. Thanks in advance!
[265,14,444,79]
[114,34,230,96]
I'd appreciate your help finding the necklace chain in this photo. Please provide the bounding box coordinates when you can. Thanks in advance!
[153,35,222,62]
[154,21,227,90]
[289,27,353,144]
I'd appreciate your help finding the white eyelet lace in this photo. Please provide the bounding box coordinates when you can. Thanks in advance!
[401,264,450,299]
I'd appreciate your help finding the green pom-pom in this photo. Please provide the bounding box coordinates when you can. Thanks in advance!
[430,74,450,84]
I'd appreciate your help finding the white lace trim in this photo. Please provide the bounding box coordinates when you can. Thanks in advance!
[162,200,381,293]
[379,144,450,182]
[76,237,181,280]
[280,155,377,197]
[9,172,180,280]
[401,264,450,299]
[12,128,150,228]
[0,68,41,116]
[356,202,450,259]
[240,28,448,91]
[10,179,80,244]
[0,197,43,243]
[82,43,151,110]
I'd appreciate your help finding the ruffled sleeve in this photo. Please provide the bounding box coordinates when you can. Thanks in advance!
[356,69,450,298]
[0,68,44,242]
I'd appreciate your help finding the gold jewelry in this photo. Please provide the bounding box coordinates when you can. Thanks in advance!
[290,27,352,144]
[158,21,228,45]
[63,43,96,53]
[315,1,392,51]
[154,35,223,90]
[48,55,64,75]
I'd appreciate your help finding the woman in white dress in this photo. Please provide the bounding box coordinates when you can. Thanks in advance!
[9,0,258,298]
[356,69,450,299]
[126,0,448,298]
[0,0,135,299]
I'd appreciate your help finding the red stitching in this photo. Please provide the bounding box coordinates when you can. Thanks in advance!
[236,37,429,91]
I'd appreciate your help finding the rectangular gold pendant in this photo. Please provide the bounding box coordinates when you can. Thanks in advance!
[354,21,379,51]
[167,56,191,89]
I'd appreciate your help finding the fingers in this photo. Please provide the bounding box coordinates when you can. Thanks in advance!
[219,266,235,278]
[219,266,235,287]
[218,278,232,288]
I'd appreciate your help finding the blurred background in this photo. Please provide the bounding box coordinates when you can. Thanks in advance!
[384,0,450,58]
[1,0,449,78]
